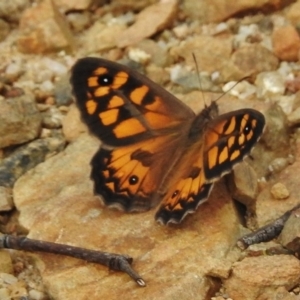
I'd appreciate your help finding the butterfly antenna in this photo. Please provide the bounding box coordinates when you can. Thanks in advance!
[214,76,251,103]
[192,53,208,108]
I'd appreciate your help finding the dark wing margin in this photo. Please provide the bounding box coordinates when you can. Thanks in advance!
[155,183,213,224]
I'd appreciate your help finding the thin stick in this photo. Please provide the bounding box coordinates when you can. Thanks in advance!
[0,235,146,287]
[237,203,300,250]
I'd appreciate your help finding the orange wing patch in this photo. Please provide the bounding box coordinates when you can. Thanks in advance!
[113,118,147,138]
[108,96,124,108]
[94,67,108,75]
[99,109,119,126]
[86,99,97,115]
[95,86,110,97]
[112,71,128,89]
[130,85,149,105]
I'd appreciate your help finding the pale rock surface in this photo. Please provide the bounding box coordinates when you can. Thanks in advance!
[54,0,94,12]
[224,44,279,81]
[254,104,291,178]
[170,38,278,82]
[110,0,158,11]
[62,104,87,142]
[183,0,288,23]
[117,0,178,48]
[14,133,243,300]
[285,1,300,25]
[0,187,13,211]
[0,0,30,22]
[17,0,75,53]
[228,162,258,212]
[66,11,91,33]
[0,19,10,42]
[288,105,300,126]
[279,209,300,252]
[223,255,300,299]
[41,106,64,129]
[256,142,300,227]
[0,251,13,274]
[82,22,126,54]
[130,39,170,67]
[170,35,233,75]
[272,287,299,300]
[0,95,42,148]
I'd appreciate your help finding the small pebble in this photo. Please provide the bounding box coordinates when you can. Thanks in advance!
[222,80,256,100]
[173,24,189,39]
[29,289,46,300]
[268,157,290,173]
[45,96,55,105]
[66,11,91,32]
[5,61,23,80]
[270,182,290,200]
[255,71,286,98]
[127,48,151,64]
[0,273,18,285]
[40,80,54,93]
[40,128,52,138]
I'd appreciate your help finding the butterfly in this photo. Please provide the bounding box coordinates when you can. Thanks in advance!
[70,57,265,225]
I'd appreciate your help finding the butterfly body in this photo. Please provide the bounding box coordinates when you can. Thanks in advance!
[71,57,265,224]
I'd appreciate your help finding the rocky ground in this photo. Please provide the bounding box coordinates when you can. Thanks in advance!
[1,0,300,299]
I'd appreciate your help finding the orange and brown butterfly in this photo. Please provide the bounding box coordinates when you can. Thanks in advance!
[70,57,265,225]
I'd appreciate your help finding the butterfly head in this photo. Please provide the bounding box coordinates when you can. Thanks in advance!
[189,101,219,139]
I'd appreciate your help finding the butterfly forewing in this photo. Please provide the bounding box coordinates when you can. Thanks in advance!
[71,57,194,147]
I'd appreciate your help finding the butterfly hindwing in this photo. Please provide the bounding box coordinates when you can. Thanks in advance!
[91,135,187,212]
[71,57,194,147]
[155,145,214,224]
